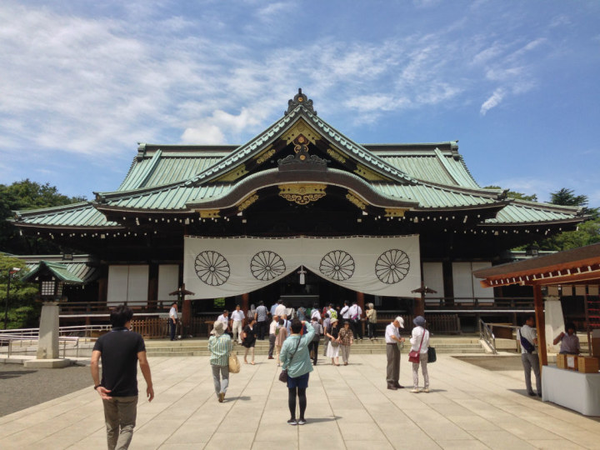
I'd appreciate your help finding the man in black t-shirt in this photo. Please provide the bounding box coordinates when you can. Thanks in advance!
[91,305,154,450]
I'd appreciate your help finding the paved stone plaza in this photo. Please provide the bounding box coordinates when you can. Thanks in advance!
[1,354,599,449]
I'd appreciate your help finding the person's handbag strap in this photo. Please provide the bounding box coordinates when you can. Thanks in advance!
[417,329,426,352]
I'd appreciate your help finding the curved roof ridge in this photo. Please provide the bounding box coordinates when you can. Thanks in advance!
[13,201,92,217]
[305,111,416,185]
[117,156,140,191]
[186,166,419,211]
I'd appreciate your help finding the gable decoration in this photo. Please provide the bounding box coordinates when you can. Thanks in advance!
[183,235,421,299]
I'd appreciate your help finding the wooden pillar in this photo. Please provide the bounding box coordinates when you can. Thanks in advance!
[414,295,425,317]
[97,266,108,305]
[242,293,249,314]
[533,285,548,367]
[356,292,365,336]
[148,263,158,311]
[356,291,365,310]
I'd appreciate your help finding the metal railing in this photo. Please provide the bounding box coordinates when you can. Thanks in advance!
[478,319,497,354]
[0,334,81,359]
[0,324,116,359]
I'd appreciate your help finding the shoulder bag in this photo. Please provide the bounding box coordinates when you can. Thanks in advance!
[279,336,302,383]
[427,345,436,363]
[408,330,425,364]
[229,351,241,373]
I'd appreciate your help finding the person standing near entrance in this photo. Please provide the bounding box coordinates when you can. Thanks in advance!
[274,299,286,317]
[348,300,363,340]
[309,315,322,365]
[385,316,405,390]
[268,315,279,359]
[230,305,245,344]
[216,310,229,333]
[340,301,350,323]
[339,321,354,365]
[169,302,178,341]
[91,305,154,450]
[242,318,257,364]
[366,303,377,340]
[409,316,430,393]
[256,301,268,340]
[518,315,542,397]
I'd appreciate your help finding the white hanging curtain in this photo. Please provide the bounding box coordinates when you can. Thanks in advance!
[183,235,421,299]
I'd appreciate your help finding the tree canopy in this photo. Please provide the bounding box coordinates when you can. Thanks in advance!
[0,179,87,255]
[540,188,599,251]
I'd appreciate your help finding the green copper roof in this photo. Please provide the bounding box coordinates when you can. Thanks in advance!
[22,261,84,284]
[13,202,120,228]
[10,93,582,231]
[483,200,581,225]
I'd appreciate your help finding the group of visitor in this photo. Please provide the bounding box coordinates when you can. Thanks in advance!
[91,301,578,448]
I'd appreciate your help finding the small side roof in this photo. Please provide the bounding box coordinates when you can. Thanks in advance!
[21,260,84,284]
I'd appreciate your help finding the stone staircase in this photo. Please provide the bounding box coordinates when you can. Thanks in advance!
[144,335,486,357]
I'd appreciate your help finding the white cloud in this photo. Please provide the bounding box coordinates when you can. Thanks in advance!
[0,1,581,176]
[480,88,505,115]
[181,123,226,145]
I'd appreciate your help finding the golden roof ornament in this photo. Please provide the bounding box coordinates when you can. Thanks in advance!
[285,88,317,115]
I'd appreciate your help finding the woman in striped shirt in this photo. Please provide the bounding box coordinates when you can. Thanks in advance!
[208,321,233,402]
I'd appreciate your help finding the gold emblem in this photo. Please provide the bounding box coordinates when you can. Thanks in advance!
[279,184,326,205]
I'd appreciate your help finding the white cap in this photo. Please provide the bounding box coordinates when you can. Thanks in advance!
[395,316,404,329]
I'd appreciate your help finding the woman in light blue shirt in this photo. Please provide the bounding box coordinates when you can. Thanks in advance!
[279,319,315,426]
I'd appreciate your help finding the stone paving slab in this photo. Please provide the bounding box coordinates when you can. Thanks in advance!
[1,354,600,449]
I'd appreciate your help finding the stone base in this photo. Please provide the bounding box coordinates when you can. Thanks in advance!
[24,359,73,369]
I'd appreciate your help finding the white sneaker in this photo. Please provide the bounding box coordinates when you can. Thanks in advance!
[423,388,430,393]
[410,388,420,393]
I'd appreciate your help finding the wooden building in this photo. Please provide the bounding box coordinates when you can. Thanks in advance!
[11,90,584,330]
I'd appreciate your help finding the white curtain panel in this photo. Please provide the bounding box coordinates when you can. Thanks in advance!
[183,235,421,299]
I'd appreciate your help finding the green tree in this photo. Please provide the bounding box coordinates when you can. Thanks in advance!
[0,179,87,254]
[537,188,600,251]
[550,188,599,219]
[483,186,538,202]
[0,254,39,329]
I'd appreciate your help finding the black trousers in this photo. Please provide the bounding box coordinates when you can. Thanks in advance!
[170,320,177,340]
[257,321,267,340]
[309,340,319,363]
[351,320,362,339]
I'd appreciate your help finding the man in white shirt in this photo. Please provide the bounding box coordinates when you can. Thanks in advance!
[340,301,350,322]
[230,305,245,344]
[216,310,229,333]
[349,301,363,340]
[169,302,178,341]
[518,315,541,397]
[385,316,405,390]
[274,300,286,317]
[310,304,321,322]
[268,315,279,359]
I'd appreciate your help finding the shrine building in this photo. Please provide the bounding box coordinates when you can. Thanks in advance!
[11,90,584,332]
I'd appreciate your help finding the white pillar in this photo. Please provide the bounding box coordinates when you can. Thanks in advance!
[544,296,564,354]
[37,301,60,359]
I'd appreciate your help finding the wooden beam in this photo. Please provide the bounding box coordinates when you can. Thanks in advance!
[533,285,548,367]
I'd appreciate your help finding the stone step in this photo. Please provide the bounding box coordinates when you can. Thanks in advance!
[145,340,485,356]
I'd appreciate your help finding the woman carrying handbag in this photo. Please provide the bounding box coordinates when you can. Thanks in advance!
[208,321,233,402]
[409,316,430,393]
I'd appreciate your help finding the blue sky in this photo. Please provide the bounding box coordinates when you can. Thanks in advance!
[1,0,599,207]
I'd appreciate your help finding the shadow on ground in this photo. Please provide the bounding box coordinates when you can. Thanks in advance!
[452,355,523,371]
